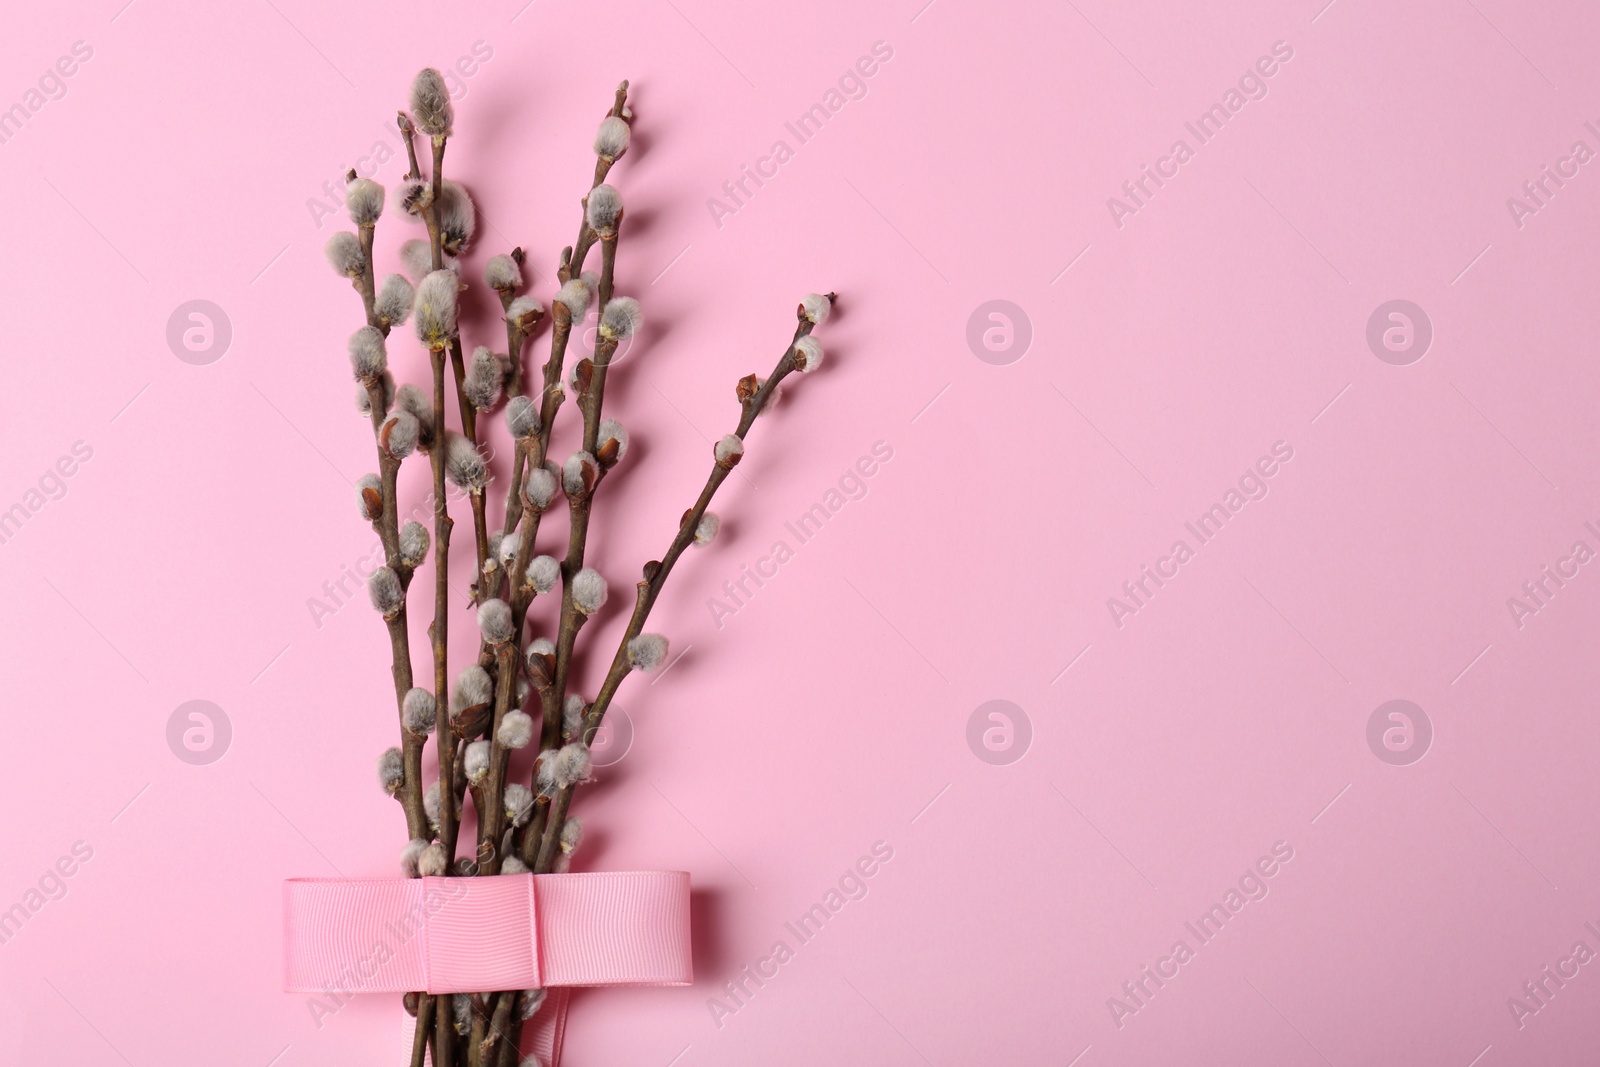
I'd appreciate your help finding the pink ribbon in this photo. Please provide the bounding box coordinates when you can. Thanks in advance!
[283,871,691,1064]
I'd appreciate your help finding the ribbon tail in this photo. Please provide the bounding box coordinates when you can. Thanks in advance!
[526,988,570,1067]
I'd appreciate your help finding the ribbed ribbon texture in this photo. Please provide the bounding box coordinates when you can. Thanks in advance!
[283,870,691,1066]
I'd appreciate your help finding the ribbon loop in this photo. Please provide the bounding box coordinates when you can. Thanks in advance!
[283,870,691,996]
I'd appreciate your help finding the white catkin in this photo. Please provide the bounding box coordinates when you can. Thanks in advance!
[345,178,385,225]
[571,568,607,614]
[627,633,669,673]
[418,842,449,878]
[437,180,476,254]
[527,555,560,595]
[563,451,598,497]
[522,467,558,511]
[563,694,585,739]
[368,567,403,617]
[506,295,543,328]
[484,253,522,290]
[375,274,414,327]
[791,335,824,373]
[464,346,503,411]
[714,435,744,467]
[400,238,435,282]
[400,521,429,566]
[498,531,521,567]
[478,598,514,644]
[402,688,437,735]
[693,512,720,546]
[396,383,433,429]
[452,664,493,712]
[424,781,441,825]
[414,270,460,349]
[599,296,641,339]
[555,743,592,787]
[801,292,833,324]
[356,474,382,520]
[397,175,432,217]
[466,347,504,411]
[594,115,630,160]
[585,184,622,233]
[401,838,429,878]
[536,749,561,795]
[555,278,591,319]
[559,817,583,855]
[597,418,628,462]
[505,395,539,438]
[498,709,535,749]
[378,747,404,794]
[382,411,420,459]
[504,782,534,826]
[348,326,387,380]
[464,740,491,783]
[444,433,490,491]
[501,857,529,875]
[409,68,454,137]
[324,231,364,277]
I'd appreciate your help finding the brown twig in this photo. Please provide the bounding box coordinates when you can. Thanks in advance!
[502,296,576,615]
[498,249,537,539]
[344,179,428,839]
[479,990,514,1065]
[562,81,630,284]
[535,305,831,869]
[427,350,459,863]
[544,225,625,751]
[430,138,447,270]
[476,641,518,874]
[409,993,434,1067]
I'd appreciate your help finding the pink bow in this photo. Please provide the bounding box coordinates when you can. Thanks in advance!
[284,871,692,1064]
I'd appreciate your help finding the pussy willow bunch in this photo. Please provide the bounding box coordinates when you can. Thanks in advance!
[324,68,834,1067]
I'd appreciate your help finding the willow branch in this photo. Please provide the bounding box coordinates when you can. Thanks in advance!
[479,990,514,1065]
[561,81,630,284]
[476,641,518,874]
[427,348,461,868]
[545,228,624,749]
[503,296,576,596]
[498,250,535,538]
[350,189,426,837]
[409,994,434,1067]
[370,433,427,841]
[430,138,447,271]
[534,305,830,869]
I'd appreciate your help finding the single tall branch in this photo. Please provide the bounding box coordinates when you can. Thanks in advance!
[427,349,460,865]
[345,184,427,840]
[535,304,831,870]
[545,225,625,750]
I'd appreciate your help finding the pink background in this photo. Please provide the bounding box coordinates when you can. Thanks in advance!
[2,0,1599,1063]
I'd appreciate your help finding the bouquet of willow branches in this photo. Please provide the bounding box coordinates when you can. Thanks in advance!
[325,69,834,1067]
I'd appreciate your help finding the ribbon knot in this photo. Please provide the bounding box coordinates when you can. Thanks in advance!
[283,870,692,1064]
